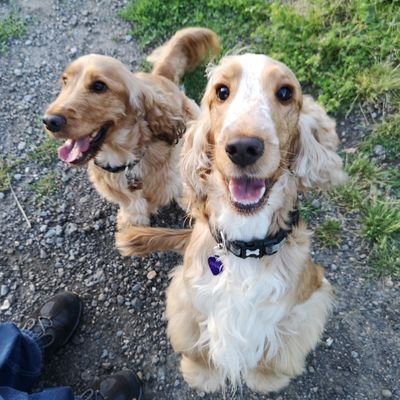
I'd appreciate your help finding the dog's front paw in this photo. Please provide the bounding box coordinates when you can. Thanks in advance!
[117,210,150,230]
[245,368,290,394]
[181,355,223,393]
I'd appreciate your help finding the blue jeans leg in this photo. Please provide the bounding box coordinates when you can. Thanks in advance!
[0,386,77,400]
[0,323,43,392]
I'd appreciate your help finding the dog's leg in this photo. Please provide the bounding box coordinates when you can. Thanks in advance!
[166,265,223,392]
[245,365,290,394]
[180,354,223,393]
[117,196,150,228]
[246,280,332,393]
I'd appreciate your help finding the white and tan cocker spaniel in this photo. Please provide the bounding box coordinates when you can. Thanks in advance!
[118,53,346,394]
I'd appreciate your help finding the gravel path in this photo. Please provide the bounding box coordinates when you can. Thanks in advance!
[0,1,399,399]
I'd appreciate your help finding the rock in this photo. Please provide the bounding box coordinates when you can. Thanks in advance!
[17,142,26,151]
[65,223,78,236]
[101,349,108,359]
[147,270,157,280]
[382,389,392,398]
[0,299,11,311]
[311,199,321,208]
[70,47,77,56]
[0,285,9,297]
[55,225,63,236]
[14,174,22,181]
[373,144,385,156]
[0,193,4,200]
[117,295,124,306]
[14,68,22,77]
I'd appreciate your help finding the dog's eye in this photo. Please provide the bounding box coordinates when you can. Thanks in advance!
[216,85,230,101]
[61,76,68,86]
[91,80,108,93]
[276,86,293,103]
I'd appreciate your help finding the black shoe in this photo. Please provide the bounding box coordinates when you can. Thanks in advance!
[23,291,82,357]
[80,370,143,400]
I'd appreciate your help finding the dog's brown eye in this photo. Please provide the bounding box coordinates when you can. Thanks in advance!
[216,85,230,101]
[61,76,68,86]
[91,80,107,93]
[276,86,293,103]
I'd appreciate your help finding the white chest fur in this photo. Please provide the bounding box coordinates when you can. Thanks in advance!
[191,252,293,386]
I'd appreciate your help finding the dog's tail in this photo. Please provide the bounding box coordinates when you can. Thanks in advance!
[148,27,220,84]
[116,227,192,257]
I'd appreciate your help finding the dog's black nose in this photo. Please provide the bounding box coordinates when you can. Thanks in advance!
[225,137,264,167]
[43,114,66,133]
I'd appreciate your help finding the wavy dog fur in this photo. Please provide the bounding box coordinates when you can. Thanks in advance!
[44,28,219,230]
[117,53,345,394]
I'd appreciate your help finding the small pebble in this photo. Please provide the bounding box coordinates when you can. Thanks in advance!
[0,285,9,297]
[382,389,392,398]
[147,270,157,280]
[17,142,26,151]
[0,299,11,311]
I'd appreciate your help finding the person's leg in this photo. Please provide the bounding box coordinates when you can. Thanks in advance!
[0,386,75,400]
[0,292,82,393]
[0,369,143,400]
[0,322,43,392]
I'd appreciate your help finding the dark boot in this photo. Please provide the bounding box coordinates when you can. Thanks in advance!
[80,370,143,400]
[23,291,83,356]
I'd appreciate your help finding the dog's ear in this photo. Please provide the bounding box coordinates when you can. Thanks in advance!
[293,95,346,189]
[181,108,212,209]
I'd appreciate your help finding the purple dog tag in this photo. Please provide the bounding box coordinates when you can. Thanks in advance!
[208,256,223,276]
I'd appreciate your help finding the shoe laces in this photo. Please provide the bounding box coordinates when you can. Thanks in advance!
[79,389,107,400]
[23,316,55,348]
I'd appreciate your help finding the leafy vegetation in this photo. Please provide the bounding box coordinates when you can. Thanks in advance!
[0,159,12,192]
[121,0,399,113]
[315,218,342,248]
[122,0,399,277]
[0,12,25,53]
[28,137,60,166]
[32,171,60,204]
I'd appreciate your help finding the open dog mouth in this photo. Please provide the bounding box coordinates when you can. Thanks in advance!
[228,177,273,213]
[57,123,111,165]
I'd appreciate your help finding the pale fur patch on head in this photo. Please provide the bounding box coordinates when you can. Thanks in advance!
[217,54,278,147]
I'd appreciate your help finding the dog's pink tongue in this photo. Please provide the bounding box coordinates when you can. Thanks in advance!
[229,177,266,204]
[58,138,91,163]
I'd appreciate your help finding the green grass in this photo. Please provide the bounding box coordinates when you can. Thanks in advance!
[28,137,60,166]
[298,196,321,223]
[360,114,400,163]
[330,126,400,276]
[0,159,12,192]
[120,0,400,276]
[0,12,25,53]
[121,0,399,113]
[315,218,342,248]
[32,171,59,204]
[369,238,400,279]
[362,200,400,242]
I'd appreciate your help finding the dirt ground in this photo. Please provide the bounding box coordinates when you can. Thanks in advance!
[0,1,399,399]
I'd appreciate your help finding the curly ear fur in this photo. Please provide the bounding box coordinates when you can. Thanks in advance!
[181,109,212,209]
[294,95,346,189]
[143,90,188,144]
